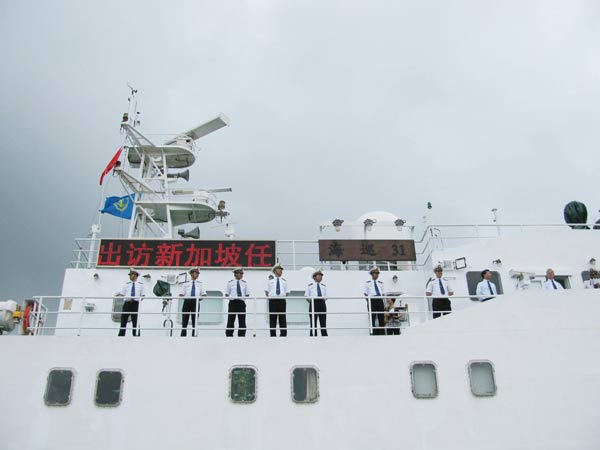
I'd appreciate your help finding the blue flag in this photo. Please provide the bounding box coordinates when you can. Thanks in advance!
[101,194,135,219]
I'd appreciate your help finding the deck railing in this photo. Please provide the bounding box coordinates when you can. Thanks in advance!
[24,295,491,337]
[71,223,594,270]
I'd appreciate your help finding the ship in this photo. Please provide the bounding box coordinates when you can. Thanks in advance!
[1,92,599,450]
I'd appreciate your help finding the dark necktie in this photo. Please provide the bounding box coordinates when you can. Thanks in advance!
[487,281,494,295]
[374,281,381,296]
[237,280,242,297]
[439,279,445,295]
[276,278,281,295]
[131,283,135,297]
[191,281,196,297]
[551,280,557,290]
[317,283,322,297]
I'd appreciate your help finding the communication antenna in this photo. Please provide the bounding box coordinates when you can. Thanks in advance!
[124,83,141,128]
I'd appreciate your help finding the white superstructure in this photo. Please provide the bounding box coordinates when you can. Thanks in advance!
[2,97,599,450]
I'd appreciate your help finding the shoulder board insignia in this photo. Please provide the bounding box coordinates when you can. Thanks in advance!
[308,283,314,286]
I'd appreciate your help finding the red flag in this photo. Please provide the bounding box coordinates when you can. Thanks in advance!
[99,147,123,185]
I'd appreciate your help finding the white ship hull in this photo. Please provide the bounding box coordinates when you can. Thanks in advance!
[2,289,599,450]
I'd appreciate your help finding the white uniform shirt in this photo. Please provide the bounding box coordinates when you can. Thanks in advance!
[584,278,600,289]
[543,279,564,290]
[304,282,328,302]
[425,276,454,297]
[225,279,250,298]
[180,279,207,298]
[265,276,290,297]
[117,280,145,302]
[476,280,498,301]
[364,279,385,297]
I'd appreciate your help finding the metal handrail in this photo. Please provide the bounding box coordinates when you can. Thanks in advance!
[27,294,491,337]
[71,223,596,269]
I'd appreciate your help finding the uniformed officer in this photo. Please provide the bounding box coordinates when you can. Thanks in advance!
[179,267,207,337]
[476,269,498,302]
[264,263,290,337]
[225,267,250,337]
[425,265,454,318]
[116,268,145,336]
[584,269,600,289]
[363,266,385,335]
[305,269,328,337]
[543,268,564,290]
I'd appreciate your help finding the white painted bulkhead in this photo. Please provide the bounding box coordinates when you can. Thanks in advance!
[2,290,599,450]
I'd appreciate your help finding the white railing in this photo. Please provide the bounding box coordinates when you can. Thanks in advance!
[71,223,594,269]
[27,295,488,337]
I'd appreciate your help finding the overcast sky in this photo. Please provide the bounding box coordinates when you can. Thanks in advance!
[1,0,599,302]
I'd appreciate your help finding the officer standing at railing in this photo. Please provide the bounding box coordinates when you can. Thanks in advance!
[364,266,386,335]
[305,269,328,337]
[264,264,290,337]
[179,267,207,337]
[425,265,454,318]
[116,267,145,336]
[225,267,250,337]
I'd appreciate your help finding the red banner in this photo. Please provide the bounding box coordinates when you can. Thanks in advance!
[97,239,276,268]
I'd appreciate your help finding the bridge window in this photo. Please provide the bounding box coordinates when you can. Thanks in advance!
[111,297,126,322]
[176,291,224,325]
[44,368,74,406]
[410,362,438,399]
[292,366,319,403]
[468,361,497,397]
[263,291,309,327]
[466,271,503,301]
[95,370,124,407]
[229,366,257,403]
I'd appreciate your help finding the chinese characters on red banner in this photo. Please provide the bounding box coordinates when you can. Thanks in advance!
[97,240,276,268]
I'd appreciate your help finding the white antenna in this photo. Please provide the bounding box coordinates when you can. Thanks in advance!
[125,83,140,128]
[164,114,229,145]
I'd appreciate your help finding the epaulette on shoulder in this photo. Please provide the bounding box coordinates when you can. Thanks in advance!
[241,279,247,283]
[307,282,314,286]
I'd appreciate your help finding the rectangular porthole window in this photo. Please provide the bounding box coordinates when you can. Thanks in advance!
[410,362,438,399]
[229,366,257,403]
[95,370,124,407]
[264,291,309,326]
[292,367,319,403]
[112,297,126,322]
[469,361,497,397]
[177,291,224,325]
[44,368,74,406]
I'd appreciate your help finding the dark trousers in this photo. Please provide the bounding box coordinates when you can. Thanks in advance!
[268,298,287,337]
[118,301,140,336]
[226,300,247,337]
[369,298,385,335]
[386,327,400,335]
[432,297,452,319]
[309,299,328,336]
[181,298,199,336]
